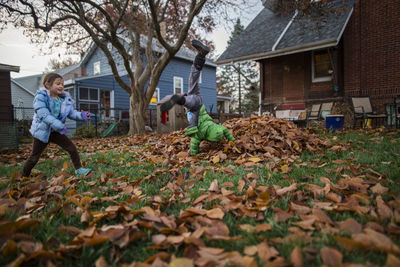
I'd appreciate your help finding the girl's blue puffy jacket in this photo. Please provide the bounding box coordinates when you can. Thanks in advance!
[30,90,85,143]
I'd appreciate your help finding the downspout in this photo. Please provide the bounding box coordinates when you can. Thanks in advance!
[272,10,299,51]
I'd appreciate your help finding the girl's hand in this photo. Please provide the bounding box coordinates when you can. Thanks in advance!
[81,111,91,120]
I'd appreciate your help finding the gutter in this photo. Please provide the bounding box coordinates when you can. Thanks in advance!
[217,38,338,65]
[272,10,298,51]
[0,64,20,72]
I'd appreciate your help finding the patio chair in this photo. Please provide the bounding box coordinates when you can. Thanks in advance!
[320,102,334,118]
[395,95,400,128]
[306,103,321,126]
[351,96,386,128]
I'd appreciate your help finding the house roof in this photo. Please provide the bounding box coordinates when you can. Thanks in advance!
[217,0,354,64]
[0,63,20,72]
[11,79,35,96]
[13,74,42,94]
[80,35,216,68]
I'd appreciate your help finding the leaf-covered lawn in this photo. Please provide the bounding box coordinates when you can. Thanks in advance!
[1,122,400,266]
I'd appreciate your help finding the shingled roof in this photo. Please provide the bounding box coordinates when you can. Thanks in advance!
[217,0,354,64]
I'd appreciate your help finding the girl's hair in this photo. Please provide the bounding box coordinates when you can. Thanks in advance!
[42,73,63,89]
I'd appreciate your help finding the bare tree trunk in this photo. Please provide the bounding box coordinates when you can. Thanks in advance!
[129,94,146,135]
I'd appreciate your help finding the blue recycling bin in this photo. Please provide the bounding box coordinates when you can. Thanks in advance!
[325,115,344,130]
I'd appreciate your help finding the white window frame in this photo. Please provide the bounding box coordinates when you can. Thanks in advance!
[311,50,332,83]
[79,87,100,102]
[173,76,183,94]
[150,88,160,105]
[93,61,101,75]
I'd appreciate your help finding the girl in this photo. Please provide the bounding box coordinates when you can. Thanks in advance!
[21,73,92,178]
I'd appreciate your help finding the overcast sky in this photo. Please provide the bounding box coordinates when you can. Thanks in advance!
[0,1,263,78]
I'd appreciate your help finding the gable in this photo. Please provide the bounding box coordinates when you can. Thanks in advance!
[217,0,354,64]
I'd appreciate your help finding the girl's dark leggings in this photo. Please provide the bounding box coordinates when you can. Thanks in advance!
[22,132,82,177]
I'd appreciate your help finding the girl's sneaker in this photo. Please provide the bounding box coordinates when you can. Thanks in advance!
[75,168,92,176]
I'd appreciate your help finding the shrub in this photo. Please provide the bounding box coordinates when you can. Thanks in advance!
[73,124,97,138]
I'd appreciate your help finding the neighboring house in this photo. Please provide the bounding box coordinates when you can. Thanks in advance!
[0,63,20,149]
[217,0,400,114]
[216,95,232,113]
[11,74,41,109]
[11,39,217,134]
[0,63,20,122]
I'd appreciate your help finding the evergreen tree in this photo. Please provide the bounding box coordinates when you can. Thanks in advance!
[217,19,259,114]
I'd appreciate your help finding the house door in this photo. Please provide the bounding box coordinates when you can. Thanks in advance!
[101,90,114,119]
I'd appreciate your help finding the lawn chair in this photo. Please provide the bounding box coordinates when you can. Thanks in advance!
[351,97,386,128]
[306,103,321,126]
[395,95,400,128]
[320,102,333,119]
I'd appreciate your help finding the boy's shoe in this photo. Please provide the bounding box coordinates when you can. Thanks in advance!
[191,40,210,56]
[75,168,92,176]
[160,94,185,112]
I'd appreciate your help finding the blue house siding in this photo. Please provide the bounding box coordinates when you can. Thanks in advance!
[75,43,217,133]
[85,47,127,76]
[157,58,217,112]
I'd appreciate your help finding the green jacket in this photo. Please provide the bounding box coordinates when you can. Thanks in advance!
[185,105,235,155]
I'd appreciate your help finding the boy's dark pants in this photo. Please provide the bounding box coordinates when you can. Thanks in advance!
[22,132,82,177]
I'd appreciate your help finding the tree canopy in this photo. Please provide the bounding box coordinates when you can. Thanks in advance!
[0,0,256,133]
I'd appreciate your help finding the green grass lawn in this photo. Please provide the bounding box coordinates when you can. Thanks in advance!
[1,129,399,266]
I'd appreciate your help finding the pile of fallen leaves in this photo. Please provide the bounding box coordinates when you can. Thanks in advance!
[124,114,333,170]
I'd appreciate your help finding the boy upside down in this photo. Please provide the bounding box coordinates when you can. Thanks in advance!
[161,40,235,155]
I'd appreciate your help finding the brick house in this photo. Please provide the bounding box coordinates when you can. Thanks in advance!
[217,0,400,114]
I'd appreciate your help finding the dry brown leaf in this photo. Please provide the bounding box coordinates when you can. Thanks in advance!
[0,205,8,216]
[339,218,362,234]
[209,179,219,192]
[95,256,108,267]
[371,183,389,195]
[257,242,279,262]
[244,245,258,256]
[276,183,297,196]
[385,254,400,267]
[167,235,184,245]
[1,239,17,257]
[169,258,194,267]
[376,196,393,220]
[152,234,167,246]
[290,202,311,215]
[320,247,343,267]
[292,218,315,230]
[290,246,303,267]
[206,208,224,220]
[254,223,272,232]
[353,228,400,254]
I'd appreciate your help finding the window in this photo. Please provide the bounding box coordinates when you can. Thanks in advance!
[150,88,160,105]
[93,61,101,75]
[64,87,74,100]
[79,88,99,102]
[79,103,99,113]
[312,50,332,82]
[173,76,183,94]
